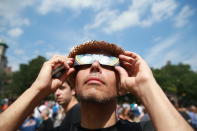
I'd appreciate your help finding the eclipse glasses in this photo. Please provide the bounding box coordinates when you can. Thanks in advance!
[52,54,119,78]
[74,54,119,66]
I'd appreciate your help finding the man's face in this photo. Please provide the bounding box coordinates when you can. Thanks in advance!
[55,82,74,106]
[75,60,119,103]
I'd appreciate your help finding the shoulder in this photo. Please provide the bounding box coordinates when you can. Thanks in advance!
[117,119,142,131]
[57,104,80,130]
[139,120,155,131]
[65,103,80,120]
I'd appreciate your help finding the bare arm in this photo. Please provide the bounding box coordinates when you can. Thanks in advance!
[115,51,193,131]
[0,56,74,131]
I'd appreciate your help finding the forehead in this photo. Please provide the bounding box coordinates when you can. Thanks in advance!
[60,82,71,89]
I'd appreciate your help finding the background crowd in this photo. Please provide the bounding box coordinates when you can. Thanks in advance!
[1,97,197,131]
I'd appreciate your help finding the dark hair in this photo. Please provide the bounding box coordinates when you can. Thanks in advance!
[68,40,124,58]
[65,78,74,89]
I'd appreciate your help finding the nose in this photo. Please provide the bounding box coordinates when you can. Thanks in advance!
[55,89,61,97]
[90,61,102,73]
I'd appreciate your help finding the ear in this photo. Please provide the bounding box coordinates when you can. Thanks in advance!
[71,89,76,96]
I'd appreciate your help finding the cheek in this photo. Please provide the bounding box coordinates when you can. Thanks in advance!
[63,90,72,97]
[106,72,118,89]
[75,71,85,90]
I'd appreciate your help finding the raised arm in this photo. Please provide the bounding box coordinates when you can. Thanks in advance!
[0,55,74,131]
[115,51,193,131]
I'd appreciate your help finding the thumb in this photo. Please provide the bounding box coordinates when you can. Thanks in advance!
[115,66,129,79]
[115,66,136,93]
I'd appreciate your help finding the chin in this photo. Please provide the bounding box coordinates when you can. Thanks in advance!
[76,84,117,103]
[58,102,64,105]
[80,95,116,104]
[77,91,116,104]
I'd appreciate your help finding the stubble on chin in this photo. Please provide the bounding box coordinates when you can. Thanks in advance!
[76,89,117,104]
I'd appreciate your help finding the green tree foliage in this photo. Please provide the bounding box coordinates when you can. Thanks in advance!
[9,56,46,97]
[153,61,197,106]
[0,70,6,91]
[118,61,197,106]
[0,69,13,98]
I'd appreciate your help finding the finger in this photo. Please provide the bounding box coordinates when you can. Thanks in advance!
[50,55,67,64]
[121,61,133,68]
[119,54,136,64]
[115,66,137,94]
[123,51,141,60]
[121,61,133,70]
[64,57,75,69]
[50,56,71,69]
[115,66,129,78]
[67,57,74,62]
[65,58,74,67]
[121,62,134,76]
[121,60,137,69]
[51,55,75,78]
[66,67,75,76]
[123,51,148,72]
[49,56,68,67]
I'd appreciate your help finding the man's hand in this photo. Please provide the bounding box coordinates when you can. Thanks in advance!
[116,51,194,131]
[115,51,156,97]
[33,55,75,94]
[0,55,75,131]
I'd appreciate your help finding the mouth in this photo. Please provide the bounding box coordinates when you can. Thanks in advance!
[85,77,105,85]
[56,98,62,102]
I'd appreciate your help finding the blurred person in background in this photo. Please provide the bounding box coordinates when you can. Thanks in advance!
[131,103,141,122]
[187,105,197,130]
[167,93,195,128]
[18,112,40,131]
[140,108,150,122]
[53,80,80,130]
[119,107,133,122]
[53,106,65,127]
[38,107,53,131]
[33,102,49,125]
[52,102,59,119]
[1,98,9,112]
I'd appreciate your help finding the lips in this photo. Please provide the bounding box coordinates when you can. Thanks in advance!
[56,98,61,101]
[55,97,63,102]
[85,77,105,85]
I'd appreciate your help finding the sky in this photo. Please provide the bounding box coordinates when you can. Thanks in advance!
[0,0,197,71]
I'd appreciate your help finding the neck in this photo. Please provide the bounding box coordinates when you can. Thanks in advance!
[63,97,78,112]
[80,99,117,129]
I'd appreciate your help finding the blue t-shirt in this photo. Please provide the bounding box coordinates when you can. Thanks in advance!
[19,116,40,131]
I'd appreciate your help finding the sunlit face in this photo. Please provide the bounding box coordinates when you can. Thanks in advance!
[75,61,119,103]
[55,82,74,106]
[40,108,49,119]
